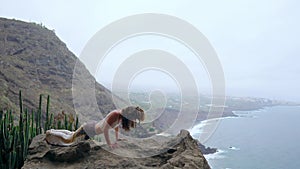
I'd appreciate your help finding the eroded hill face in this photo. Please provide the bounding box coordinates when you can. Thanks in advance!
[0,17,115,121]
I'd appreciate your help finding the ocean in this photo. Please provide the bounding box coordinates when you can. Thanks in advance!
[190,106,300,169]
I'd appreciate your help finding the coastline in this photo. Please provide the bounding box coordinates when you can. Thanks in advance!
[192,104,273,155]
[193,103,299,156]
[198,105,300,169]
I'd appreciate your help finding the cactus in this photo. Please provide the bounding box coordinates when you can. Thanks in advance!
[75,115,79,130]
[64,113,68,130]
[9,127,18,169]
[37,94,42,134]
[30,110,35,138]
[0,91,79,169]
[19,91,25,163]
[57,120,62,129]
[0,109,19,169]
[23,108,30,159]
[45,95,50,131]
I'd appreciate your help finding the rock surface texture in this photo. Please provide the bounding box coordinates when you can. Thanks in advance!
[23,130,210,169]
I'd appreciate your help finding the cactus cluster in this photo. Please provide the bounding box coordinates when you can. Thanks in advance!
[0,91,79,169]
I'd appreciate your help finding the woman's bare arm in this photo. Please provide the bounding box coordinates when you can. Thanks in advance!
[102,111,121,148]
[103,122,112,146]
[115,126,119,141]
[103,121,119,149]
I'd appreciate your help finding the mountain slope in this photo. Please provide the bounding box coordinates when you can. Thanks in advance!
[0,17,115,121]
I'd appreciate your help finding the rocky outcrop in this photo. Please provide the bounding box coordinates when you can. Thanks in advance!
[22,130,210,169]
[197,142,217,154]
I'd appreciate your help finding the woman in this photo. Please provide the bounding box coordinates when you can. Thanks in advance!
[45,106,145,148]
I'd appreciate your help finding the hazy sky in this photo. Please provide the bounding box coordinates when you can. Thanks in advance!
[1,0,299,101]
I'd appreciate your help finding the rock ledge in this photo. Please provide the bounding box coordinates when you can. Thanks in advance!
[22,130,210,169]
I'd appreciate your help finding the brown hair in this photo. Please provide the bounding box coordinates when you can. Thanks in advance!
[121,106,145,131]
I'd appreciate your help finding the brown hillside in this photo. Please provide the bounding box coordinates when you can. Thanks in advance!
[0,17,115,122]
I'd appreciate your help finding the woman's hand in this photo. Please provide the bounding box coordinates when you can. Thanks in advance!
[109,142,119,149]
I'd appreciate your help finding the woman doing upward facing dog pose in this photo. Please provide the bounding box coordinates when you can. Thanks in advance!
[45,106,145,148]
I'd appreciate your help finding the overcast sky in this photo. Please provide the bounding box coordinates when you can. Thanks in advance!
[1,0,299,101]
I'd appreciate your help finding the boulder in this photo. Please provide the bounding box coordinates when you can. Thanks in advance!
[22,130,210,169]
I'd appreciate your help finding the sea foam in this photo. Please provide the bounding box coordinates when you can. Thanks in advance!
[204,149,226,160]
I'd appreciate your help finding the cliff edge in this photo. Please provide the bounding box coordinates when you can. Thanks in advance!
[22,130,210,169]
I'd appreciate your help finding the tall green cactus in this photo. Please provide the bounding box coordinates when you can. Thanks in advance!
[23,108,30,159]
[9,127,17,169]
[64,113,68,130]
[19,91,25,163]
[75,115,79,130]
[44,95,50,131]
[0,91,80,169]
[37,94,42,134]
[30,110,35,139]
[57,120,62,129]
[1,109,19,169]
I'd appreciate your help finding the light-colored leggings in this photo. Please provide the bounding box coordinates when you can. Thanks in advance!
[45,127,83,146]
[47,129,75,140]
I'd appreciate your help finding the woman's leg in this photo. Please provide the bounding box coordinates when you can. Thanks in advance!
[73,125,86,138]
[47,129,74,141]
[49,129,74,135]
